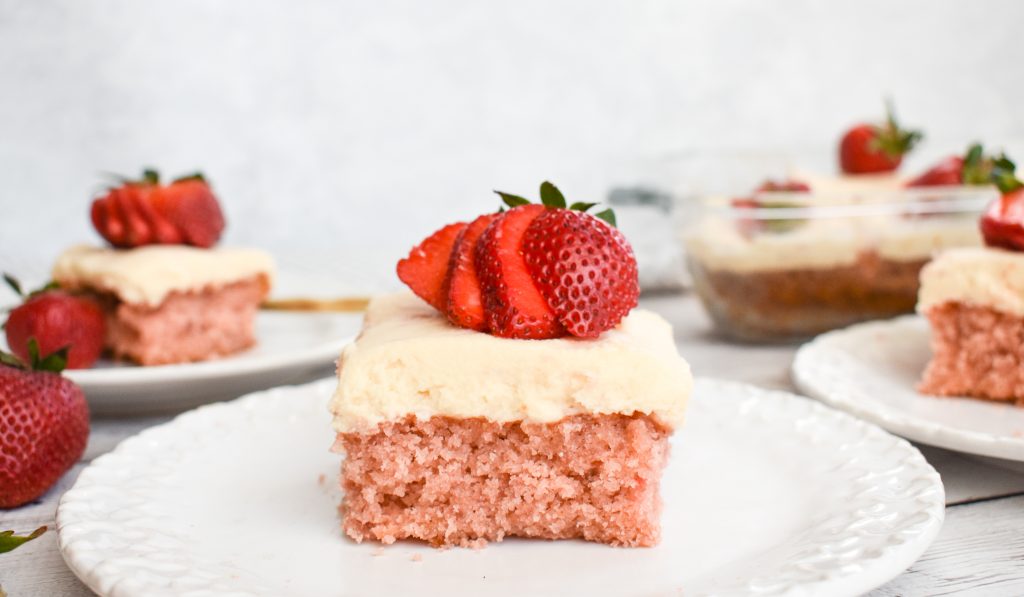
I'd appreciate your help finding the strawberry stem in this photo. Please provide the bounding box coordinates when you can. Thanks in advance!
[0,526,47,554]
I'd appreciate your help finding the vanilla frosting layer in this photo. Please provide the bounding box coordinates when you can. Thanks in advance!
[53,244,276,306]
[918,246,1024,316]
[329,292,692,433]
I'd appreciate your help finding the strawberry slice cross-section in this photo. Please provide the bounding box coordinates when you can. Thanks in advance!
[475,204,564,339]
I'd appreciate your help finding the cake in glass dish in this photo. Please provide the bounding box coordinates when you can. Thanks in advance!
[51,170,275,365]
[329,182,692,547]
[918,154,1024,404]
[685,145,1001,342]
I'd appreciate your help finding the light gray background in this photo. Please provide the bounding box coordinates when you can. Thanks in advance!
[2,0,1023,289]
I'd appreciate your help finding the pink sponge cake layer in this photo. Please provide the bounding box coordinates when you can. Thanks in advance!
[919,302,1024,404]
[337,413,670,547]
[105,275,270,365]
[329,293,692,548]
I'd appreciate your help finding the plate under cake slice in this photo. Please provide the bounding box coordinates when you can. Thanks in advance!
[330,292,690,547]
[918,156,1024,404]
[329,181,692,547]
[53,244,275,366]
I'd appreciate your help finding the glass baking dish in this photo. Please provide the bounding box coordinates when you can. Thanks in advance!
[682,185,997,342]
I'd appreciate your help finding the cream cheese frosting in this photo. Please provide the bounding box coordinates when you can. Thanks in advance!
[918,246,1024,316]
[686,214,981,273]
[53,244,276,306]
[329,292,692,433]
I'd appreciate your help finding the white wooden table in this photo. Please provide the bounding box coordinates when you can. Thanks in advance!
[2,293,1024,596]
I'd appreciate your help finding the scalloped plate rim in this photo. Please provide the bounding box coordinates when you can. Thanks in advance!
[56,377,945,597]
[793,315,1024,462]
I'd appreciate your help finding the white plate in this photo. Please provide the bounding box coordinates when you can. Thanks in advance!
[793,315,1024,462]
[63,311,359,415]
[57,377,943,597]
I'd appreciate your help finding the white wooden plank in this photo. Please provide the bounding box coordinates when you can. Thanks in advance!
[871,495,1024,596]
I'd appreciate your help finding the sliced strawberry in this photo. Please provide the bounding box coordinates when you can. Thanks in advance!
[522,209,639,337]
[475,205,564,339]
[397,222,467,311]
[445,213,498,331]
[150,178,225,248]
[113,186,154,246]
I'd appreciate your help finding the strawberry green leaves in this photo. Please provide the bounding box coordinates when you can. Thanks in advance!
[494,191,531,208]
[539,181,566,208]
[961,144,1023,193]
[0,526,46,554]
[874,99,923,158]
[0,339,68,374]
[493,182,618,227]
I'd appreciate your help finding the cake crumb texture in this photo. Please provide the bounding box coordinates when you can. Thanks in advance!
[105,275,269,365]
[920,302,1024,404]
[337,413,670,547]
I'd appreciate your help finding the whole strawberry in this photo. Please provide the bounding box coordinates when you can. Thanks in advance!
[839,101,922,174]
[0,342,89,508]
[4,275,105,370]
[907,144,1003,188]
[91,169,226,248]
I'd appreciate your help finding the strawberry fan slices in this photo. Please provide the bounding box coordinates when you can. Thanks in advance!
[331,182,692,548]
[50,170,275,366]
[397,182,639,339]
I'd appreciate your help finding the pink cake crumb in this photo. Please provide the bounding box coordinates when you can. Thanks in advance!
[336,413,670,548]
[919,302,1024,404]
[102,275,269,365]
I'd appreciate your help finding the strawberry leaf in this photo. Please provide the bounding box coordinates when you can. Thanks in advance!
[26,338,68,374]
[569,201,597,212]
[874,99,922,158]
[173,172,207,184]
[0,351,24,369]
[594,208,617,227]
[2,273,23,298]
[539,181,566,208]
[0,526,46,554]
[141,168,160,185]
[494,191,531,208]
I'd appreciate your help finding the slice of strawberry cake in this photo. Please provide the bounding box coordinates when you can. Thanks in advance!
[50,169,275,366]
[918,154,1024,403]
[330,182,692,547]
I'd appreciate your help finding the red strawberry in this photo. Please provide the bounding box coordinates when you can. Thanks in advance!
[981,188,1024,251]
[475,204,564,339]
[0,347,90,508]
[91,170,225,249]
[397,222,467,311]
[4,277,105,370]
[522,209,639,337]
[839,101,922,174]
[445,213,499,331]
[906,156,964,187]
[979,151,1024,251]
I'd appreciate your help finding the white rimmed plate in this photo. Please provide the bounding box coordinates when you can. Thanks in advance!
[62,311,358,415]
[793,315,1024,462]
[57,377,943,597]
